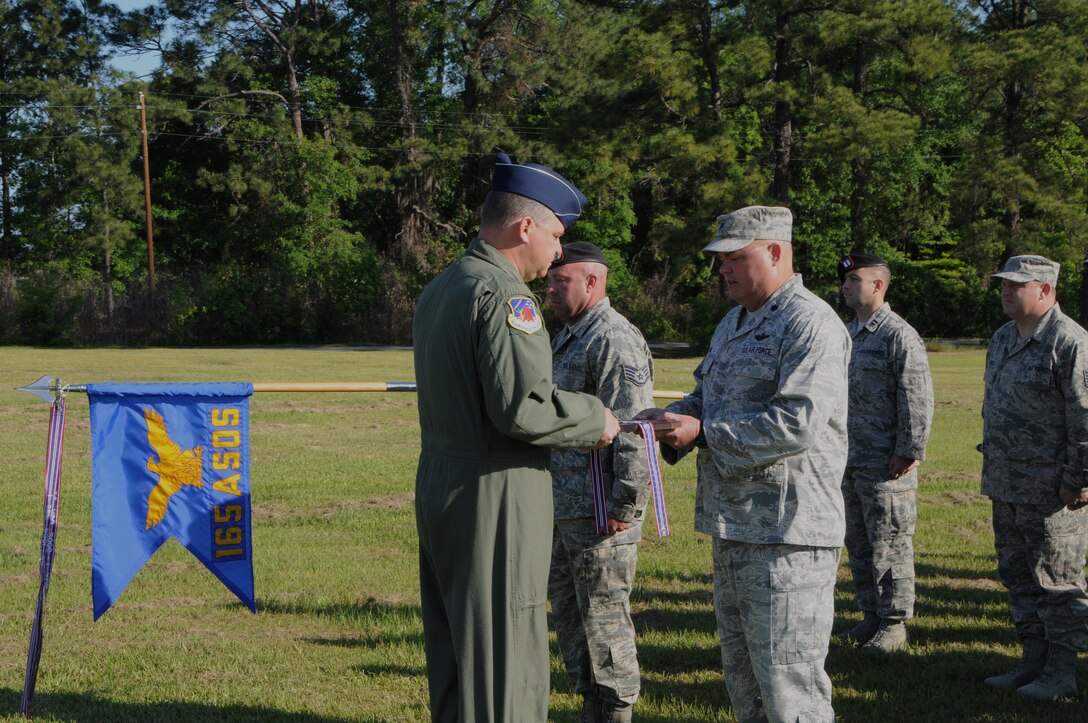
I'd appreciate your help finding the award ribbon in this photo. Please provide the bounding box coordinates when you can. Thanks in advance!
[21,396,67,717]
[590,420,669,537]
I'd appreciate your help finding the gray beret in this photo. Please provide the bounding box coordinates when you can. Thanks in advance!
[703,206,793,254]
[991,255,1060,285]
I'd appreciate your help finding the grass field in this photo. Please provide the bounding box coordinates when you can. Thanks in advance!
[0,346,1083,722]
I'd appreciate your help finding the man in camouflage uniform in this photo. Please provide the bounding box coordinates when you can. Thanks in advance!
[546,242,655,723]
[638,206,849,722]
[413,153,621,722]
[836,253,933,651]
[980,254,1088,701]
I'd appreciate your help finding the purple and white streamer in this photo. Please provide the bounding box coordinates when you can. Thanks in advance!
[21,397,67,718]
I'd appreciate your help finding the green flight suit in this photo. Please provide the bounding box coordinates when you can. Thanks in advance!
[413,237,606,722]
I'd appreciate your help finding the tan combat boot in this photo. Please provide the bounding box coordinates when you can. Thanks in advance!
[1017,645,1078,701]
[600,703,633,723]
[838,612,880,645]
[582,693,601,723]
[984,638,1048,690]
[862,620,909,652]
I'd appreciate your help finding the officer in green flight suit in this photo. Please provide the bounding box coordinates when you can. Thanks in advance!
[413,152,621,723]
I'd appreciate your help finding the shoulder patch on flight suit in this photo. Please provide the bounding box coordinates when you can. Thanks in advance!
[506,296,542,334]
[1083,369,1088,389]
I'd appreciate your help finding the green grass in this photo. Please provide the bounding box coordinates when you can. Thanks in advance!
[0,346,1082,721]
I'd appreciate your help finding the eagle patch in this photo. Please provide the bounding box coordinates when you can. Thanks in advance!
[506,296,542,334]
[623,364,651,386]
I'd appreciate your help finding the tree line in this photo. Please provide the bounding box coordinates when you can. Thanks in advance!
[1,0,1086,347]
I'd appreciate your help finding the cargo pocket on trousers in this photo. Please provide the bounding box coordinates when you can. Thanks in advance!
[769,570,833,665]
[603,640,641,697]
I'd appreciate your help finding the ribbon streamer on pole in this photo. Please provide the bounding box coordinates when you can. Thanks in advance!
[589,443,609,535]
[20,390,67,718]
[589,420,670,537]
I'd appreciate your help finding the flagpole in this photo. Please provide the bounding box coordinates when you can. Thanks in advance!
[251,382,419,393]
[17,377,688,401]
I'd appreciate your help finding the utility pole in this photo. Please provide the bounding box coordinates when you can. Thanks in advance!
[1080,257,1088,330]
[138,93,155,295]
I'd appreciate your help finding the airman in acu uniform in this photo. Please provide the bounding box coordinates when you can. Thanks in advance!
[980,255,1088,701]
[836,253,933,651]
[546,241,654,723]
[638,206,849,723]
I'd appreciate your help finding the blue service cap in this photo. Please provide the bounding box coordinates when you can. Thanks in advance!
[490,152,588,229]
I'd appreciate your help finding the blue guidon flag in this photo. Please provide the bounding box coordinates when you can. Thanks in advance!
[88,383,255,620]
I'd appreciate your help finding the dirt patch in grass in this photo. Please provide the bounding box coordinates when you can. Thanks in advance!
[256,493,414,521]
[106,596,210,613]
[925,489,988,506]
[922,470,979,483]
[317,494,415,516]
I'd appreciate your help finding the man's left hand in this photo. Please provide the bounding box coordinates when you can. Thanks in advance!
[606,517,634,534]
[1060,487,1088,510]
[633,410,700,449]
[888,454,919,480]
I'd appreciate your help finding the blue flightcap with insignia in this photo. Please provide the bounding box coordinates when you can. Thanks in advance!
[550,241,608,269]
[838,252,887,280]
[703,205,792,254]
[991,255,1060,285]
[490,152,588,229]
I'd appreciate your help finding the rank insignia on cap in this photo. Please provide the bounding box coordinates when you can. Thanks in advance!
[506,296,542,334]
[623,364,651,386]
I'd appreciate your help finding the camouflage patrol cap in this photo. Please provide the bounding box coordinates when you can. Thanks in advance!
[703,206,792,254]
[991,255,1060,285]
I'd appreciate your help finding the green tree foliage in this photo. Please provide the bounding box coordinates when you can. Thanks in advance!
[2,0,1087,345]
[953,0,1088,277]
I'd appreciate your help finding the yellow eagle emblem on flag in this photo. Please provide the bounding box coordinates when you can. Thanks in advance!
[143,407,204,529]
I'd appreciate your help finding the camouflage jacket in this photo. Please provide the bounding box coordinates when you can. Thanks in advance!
[550,298,655,522]
[846,303,934,481]
[664,274,849,547]
[981,303,1088,502]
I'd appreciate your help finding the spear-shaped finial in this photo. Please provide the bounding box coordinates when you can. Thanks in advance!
[15,376,61,403]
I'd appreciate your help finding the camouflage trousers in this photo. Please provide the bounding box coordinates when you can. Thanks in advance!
[712,539,839,723]
[992,498,1088,651]
[842,466,918,621]
[548,518,641,707]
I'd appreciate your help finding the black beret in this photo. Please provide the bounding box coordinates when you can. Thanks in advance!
[550,241,609,269]
[838,253,887,279]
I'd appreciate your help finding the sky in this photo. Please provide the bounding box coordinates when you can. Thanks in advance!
[108,0,162,78]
